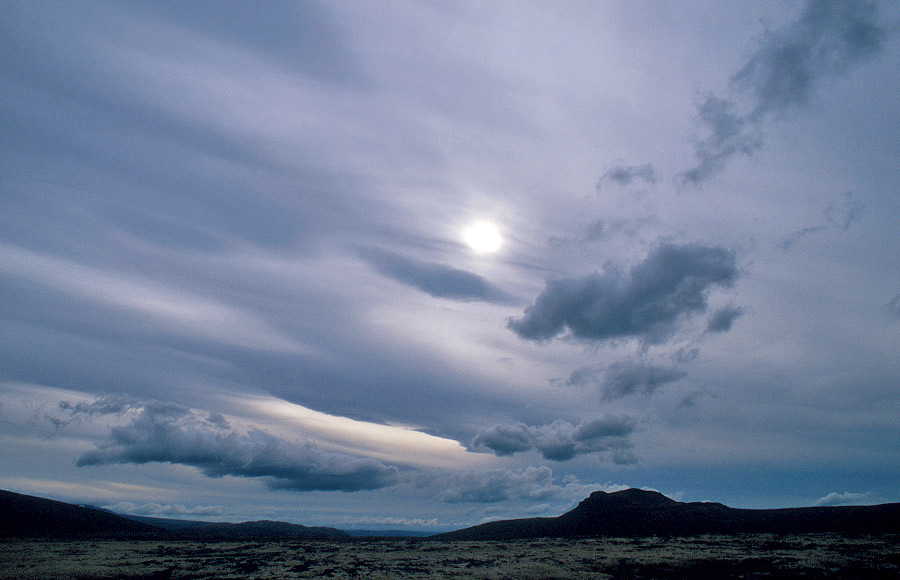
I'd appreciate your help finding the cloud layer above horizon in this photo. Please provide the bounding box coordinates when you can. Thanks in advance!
[1,0,899,529]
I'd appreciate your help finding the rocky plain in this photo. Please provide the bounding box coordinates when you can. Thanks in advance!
[2,533,899,579]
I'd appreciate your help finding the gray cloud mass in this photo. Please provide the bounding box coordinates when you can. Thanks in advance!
[568,361,688,401]
[65,397,399,492]
[471,416,636,463]
[508,243,738,344]
[706,305,745,333]
[439,466,560,504]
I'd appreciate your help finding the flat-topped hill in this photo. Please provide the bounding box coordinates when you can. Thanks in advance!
[434,488,900,540]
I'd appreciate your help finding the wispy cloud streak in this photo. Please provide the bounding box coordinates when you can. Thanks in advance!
[682,0,888,184]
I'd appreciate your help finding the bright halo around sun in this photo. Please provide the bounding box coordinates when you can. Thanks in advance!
[462,221,503,253]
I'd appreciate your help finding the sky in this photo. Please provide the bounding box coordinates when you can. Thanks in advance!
[1,0,899,532]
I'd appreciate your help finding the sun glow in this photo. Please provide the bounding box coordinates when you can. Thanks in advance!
[462,221,502,253]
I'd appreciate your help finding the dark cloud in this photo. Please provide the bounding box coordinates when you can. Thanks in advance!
[361,248,516,305]
[606,361,687,400]
[467,423,532,457]
[65,396,399,492]
[471,416,636,463]
[598,163,656,188]
[439,466,560,504]
[782,192,865,249]
[508,243,738,344]
[60,396,184,418]
[566,360,687,400]
[672,346,700,364]
[682,0,888,184]
[706,305,744,333]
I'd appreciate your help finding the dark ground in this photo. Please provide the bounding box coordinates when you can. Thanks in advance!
[1,533,898,579]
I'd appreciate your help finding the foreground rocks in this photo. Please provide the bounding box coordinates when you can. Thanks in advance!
[1,534,898,579]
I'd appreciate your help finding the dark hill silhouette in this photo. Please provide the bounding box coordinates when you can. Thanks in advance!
[1,489,347,540]
[0,489,167,539]
[434,488,900,540]
[124,515,349,539]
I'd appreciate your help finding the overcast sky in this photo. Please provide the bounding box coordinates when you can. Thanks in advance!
[2,0,899,531]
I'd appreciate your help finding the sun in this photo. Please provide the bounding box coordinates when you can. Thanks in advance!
[462,221,503,253]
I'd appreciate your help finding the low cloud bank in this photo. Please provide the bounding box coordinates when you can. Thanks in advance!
[440,466,560,504]
[814,491,875,506]
[63,396,399,492]
[104,502,226,517]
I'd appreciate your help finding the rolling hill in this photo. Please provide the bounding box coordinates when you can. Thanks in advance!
[123,514,349,539]
[0,489,167,539]
[7,487,899,541]
[0,489,347,539]
[434,488,900,540]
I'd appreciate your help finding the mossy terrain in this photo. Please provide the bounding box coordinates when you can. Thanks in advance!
[1,534,898,579]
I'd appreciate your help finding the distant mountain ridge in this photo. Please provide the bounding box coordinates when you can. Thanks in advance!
[6,487,900,541]
[123,514,349,539]
[0,489,166,539]
[1,489,347,540]
[434,488,900,540]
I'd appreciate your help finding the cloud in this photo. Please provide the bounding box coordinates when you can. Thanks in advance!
[567,361,687,401]
[0,244,308,354]
[706,305,744,333]
[581,220,608,243]
[682,96,763,185]
[814,491,875,506]
[598,163,656,188]
[468,423,532,457]
[682,0,888,184]
[471,416,636,463]
[104,502,226,517]
[439,466,561,504]
[508,243,738,344]
[128,0,365,86]
[782,192,865,249]
[360,248,516,305]
[547,217,652,250]
[887,294,900,319]
[672,346,700,364]
[341,516,439,528]
[65,396,399,492]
